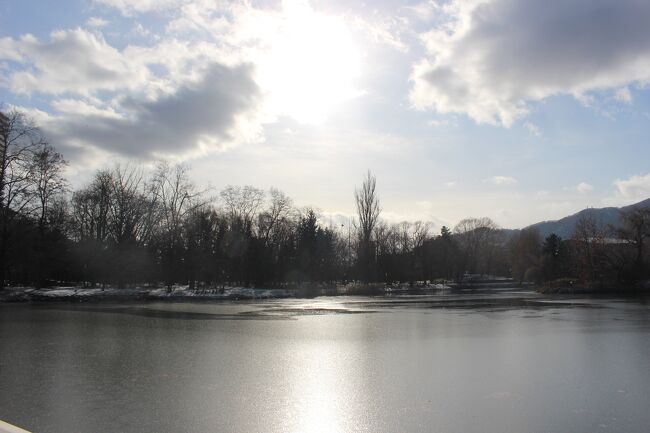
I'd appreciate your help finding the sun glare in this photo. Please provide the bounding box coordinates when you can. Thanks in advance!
[261,0,362,124]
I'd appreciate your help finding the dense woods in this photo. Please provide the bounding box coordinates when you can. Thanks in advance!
[1,110,649,292]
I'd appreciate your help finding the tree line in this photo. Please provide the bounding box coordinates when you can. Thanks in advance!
[1,109,649,292]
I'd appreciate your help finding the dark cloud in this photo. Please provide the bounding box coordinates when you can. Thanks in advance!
[411,0,650,125]
[47,62,260,159]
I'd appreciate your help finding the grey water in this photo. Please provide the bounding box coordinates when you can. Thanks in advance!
[1,292,650,433]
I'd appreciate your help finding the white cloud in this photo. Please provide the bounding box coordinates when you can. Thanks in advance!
[428,118,454,127]
[349,15,409,53]
[0,22,267,161]
[1,1,391,164]
[614,173,650,200]
[404,1,442,21]
[0,36,23,61]
[615,87,633,103]
[51,98,123,119]
[86,17,109,28]
[485,176,517,185]
[410,0,650,126]
[131,23,151,37]
[3,32,225,98]
[576,182,594,193]
[523,121,541,136]
[94,0,187,15]
[1,29,150,96]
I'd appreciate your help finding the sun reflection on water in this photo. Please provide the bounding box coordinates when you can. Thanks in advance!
[282,318,362,433]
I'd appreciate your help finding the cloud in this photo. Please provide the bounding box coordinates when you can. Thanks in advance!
[410,0,650,126]
[130,23,151,37]
[0,29,229,99]
[0,36,25,62]
[404,1,442,21]
[349,14,409,53]
[93,0,187,15]
[615,87,633,103]
[523,121,541,136]
[614,173,650,200]
[86,17,109,28]
[576,182,594,193]
[485,176,517,185]
[38,63,260,160]
[0,24,265,161]
[428,118,457,127]
[2,1,371,163]
[0,29,150,95]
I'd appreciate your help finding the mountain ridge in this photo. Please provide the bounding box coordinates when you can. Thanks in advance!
[520,198,650,239]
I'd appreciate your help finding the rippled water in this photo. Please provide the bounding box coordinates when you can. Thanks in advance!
[1,292,650,433]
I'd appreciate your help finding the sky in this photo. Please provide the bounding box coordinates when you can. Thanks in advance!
[1,0,650,229]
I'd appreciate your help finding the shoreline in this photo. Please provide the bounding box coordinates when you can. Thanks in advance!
[536,280,650,296]
[0,283,454,303]
[0,286,294,303]
[2,281,648,303]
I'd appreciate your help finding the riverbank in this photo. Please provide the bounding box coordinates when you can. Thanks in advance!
[0,282,454,303]
[536,278,650,295]
[14,278,647,303]
[0,286,293,303]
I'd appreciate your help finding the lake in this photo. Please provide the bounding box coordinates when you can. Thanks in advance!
[1,291,650,433]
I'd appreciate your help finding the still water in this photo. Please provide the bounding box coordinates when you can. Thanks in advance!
[1,292,650,433]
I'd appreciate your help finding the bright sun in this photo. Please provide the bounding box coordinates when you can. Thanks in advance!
[260,0,362,124]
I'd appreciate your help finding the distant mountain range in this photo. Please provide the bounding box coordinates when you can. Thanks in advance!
[520,198,650,239]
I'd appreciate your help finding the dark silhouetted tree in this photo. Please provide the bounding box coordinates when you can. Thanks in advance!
[355,170,380,282]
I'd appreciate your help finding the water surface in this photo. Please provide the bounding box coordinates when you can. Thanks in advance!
[1,291,650,433]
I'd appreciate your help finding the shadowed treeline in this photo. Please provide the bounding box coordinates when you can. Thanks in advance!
[1,110,649,292]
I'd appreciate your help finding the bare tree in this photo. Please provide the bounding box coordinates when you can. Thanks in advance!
[0,110,47,288]
[32,144,68,229]
[355,171,381,245]
[373,220,391,257]
[573,214,609,282]
[220,185,265,227]
[28,143,68,286]
[69,166,161,287]
[386,223,401,255]
[71,169,113,243]
[411,221,433,250]
[397,221,413,253]
[618,207,650,272]
[153,163,206,242]
[109,165,160,287]
[184,204,220,289]
[454,217,499,276]
[509,227,542,283]
[258,187,293,246]
[355,170,381,281]
[151,162,208,286]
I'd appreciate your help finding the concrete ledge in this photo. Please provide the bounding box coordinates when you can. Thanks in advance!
[0,420,30,433]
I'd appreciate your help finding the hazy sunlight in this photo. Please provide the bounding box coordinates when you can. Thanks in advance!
[261,0,362,124]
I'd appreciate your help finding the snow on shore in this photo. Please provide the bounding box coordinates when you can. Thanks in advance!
[0,285,294,302]
[0,282,455,302]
